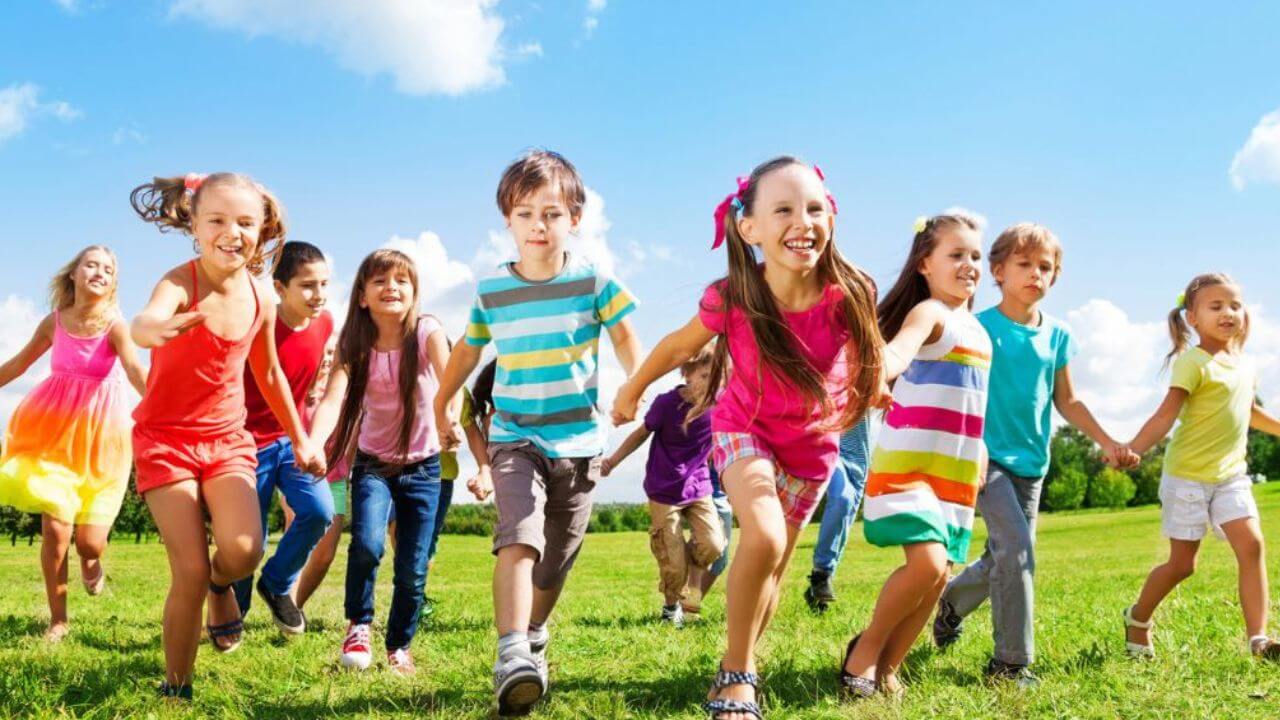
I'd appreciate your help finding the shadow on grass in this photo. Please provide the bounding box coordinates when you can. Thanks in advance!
[0,613,47,640]
[243,686,479,719]
[571,613,663,631]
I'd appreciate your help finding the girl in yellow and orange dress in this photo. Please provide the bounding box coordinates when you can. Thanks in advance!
[0,246,148,642]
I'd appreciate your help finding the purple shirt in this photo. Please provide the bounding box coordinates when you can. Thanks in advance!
[643,386,713,506]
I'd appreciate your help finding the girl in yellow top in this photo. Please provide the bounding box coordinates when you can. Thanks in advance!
[1122,273,1280,659]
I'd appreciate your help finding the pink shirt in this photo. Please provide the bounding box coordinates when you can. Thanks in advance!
[357,316,443,464]
[698,281,853,481]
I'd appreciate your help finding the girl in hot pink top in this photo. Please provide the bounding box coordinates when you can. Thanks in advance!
[613,156,882,719]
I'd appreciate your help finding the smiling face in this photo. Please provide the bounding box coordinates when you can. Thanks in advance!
[276,259,330,321]
[73,248,117,302]
[920,225,983,304]
[506,182,578,268]
[1187,283,1246,347]
[190,182,264,273]
[738,164,834,274]
[359,262,417,320]
[993,246,1057,306]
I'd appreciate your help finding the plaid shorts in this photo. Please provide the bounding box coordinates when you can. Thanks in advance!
[711,431,826,528]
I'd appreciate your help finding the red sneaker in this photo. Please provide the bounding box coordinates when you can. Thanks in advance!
[387,647,416,676]
[340,623,372,670]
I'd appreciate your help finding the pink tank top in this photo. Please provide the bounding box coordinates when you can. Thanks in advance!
[133,261,263,438]
[52,311,121,381]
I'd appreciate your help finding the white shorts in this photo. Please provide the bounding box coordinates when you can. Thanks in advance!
[1159,473,1258,541]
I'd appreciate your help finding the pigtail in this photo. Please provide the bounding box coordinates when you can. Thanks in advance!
[1164,272,1250,368]
[130,176,194,233]
[1164,305,1191,369]
[250,184,288,276]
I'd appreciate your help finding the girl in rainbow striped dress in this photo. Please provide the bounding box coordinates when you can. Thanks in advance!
[840,214,992,700]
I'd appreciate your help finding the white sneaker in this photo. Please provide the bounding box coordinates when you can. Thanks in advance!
[340,622,373,670]
[495,653,545,716]
[661,603,685,628]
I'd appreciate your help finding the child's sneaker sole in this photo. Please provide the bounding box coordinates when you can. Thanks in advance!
[497,676,544,717]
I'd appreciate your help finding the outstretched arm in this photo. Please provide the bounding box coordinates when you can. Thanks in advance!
[1053,364,1135,467]
[611,314,715,425]
[434,342,484,447]
[603,424,652,476]
[1251,402,1280,437]
[882,301,947,382]
[0,315,54,390]
[247,298,318,473]
[130,271,203,349]
[108,319,149,396]
[1128,388,1189,455]
[607,316,643,377]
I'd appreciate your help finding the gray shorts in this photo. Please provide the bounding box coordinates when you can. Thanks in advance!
[489,441,601,590]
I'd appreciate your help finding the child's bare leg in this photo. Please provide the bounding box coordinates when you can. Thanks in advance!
[878,564,950,684]
[1127,539,1199,646]
[145,482,213,685]
[494,544,537,635]
[295,514,343,609]
[756,523,803,641]
[712,456,788,713]
[1220,517,1268,638]
[845,542,949,680]
[203,475,265,647]
[40,515,72,636]
[74,524,110,585]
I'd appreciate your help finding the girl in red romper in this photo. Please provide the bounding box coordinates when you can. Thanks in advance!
[129,172,324,700]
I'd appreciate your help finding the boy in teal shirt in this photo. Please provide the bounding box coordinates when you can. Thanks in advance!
[932,223,1136,685]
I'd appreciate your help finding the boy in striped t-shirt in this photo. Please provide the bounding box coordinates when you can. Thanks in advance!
[435,150,640,716]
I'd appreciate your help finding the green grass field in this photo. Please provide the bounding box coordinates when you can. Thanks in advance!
[3,486,1280,719]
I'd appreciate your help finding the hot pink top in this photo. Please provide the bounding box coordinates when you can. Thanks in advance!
[356,316,443,464]
[698,280,853,481]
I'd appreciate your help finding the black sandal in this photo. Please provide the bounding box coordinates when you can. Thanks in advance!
[839,633,877,700]
[206,582,243,653]
[702,665,763,719]
[158,682,193,701]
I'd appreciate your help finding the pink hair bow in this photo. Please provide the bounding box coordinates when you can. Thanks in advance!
[813,164,839,216]
[183,172,206,195]
[712,176,751,249]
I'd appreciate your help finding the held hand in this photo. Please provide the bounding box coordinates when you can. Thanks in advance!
[436,407,463,449]
[467,467,494,502]
[1117,444,1141,469]
[294,438,327,478]
[611,384,640,426]
[601,457,615,477]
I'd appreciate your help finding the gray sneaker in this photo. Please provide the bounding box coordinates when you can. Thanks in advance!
[661,603,685,628]
[529,627,549,684]
[984,658,1040,689]
[494,652,545,717]
[932,598,964,649]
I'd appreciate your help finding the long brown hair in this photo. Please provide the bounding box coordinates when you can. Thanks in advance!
[129,172,287,276]
[48,245,120,334]
[326,250,424,469]
[877,213,982,340]
[690,156,883,432]
[1166,272,1249,367]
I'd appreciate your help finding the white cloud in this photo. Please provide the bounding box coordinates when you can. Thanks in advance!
[569,187,621,278]
[583,0,606,36]
[169,0,508,96]
[52,0,78,11]
[514,42,543,59]
[112,125,147,145]
[0,83,81,145]
[1062,298,1280,439]
[1230,109,1280,190]
[587,0,607,10]
[0,296,50,432]
[383,231,474,304]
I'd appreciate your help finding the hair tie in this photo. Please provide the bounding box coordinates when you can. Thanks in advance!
[912,216,929,234]
[183,173,207,196]
[1175,292,1186,309]
[813,164,839,216]
[712,176,751,249]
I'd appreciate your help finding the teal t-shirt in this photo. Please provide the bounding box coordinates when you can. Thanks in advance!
[978,306,1077,478]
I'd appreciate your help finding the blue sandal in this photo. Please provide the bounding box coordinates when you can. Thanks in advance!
[702,666,763,719]
[206,582,243,653]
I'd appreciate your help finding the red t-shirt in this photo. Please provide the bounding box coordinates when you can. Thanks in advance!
[243,310,334,448]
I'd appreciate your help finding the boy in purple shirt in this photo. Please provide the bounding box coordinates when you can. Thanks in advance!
[603,343,725,626]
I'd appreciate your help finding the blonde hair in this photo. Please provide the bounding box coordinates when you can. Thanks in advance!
[1166,272,1249,366]
[48,245,119,334]
[129,172,288,276]
[988,222,1062,285]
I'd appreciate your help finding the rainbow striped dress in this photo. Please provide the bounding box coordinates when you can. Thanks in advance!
[863,305,992,564]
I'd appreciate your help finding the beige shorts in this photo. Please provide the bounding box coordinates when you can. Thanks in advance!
[489,441,601,590]
[1160,473,1258,541]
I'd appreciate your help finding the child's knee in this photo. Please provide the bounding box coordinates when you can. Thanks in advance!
[740,528,786,567]
[73,535,105,560]
[216,537,263,579]
[690,540,723,568]
[1169,557,1197,580]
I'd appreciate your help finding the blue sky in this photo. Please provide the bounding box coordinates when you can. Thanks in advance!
[2,1,1279,501]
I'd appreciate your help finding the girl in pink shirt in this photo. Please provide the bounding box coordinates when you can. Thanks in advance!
[612,156,882,720]
[309,249,456,676]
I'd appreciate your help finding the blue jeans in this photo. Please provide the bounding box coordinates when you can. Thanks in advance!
[811,417,871,574]
[426,478,455,562]
[234,438,335,612]
[708,467,733,578]
[345,453,442,651]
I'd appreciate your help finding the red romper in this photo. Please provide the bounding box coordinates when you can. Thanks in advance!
[133,261,264,493]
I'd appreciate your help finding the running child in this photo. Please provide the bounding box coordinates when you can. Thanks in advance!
[435,150,641,716]
[129,172,323,700]
[1122,273,1280,659]
[0,246,147,642]
[613,157,881,720]
[602,341,725,627]
[840,213,991,700]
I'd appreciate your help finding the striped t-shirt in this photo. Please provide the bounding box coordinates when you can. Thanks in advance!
[464,254,636,458]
